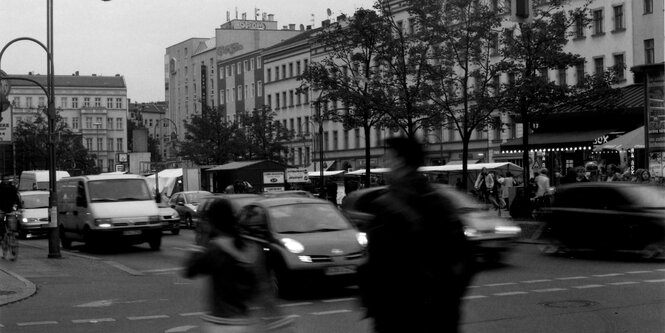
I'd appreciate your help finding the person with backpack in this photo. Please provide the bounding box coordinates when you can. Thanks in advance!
[359,137,475,333]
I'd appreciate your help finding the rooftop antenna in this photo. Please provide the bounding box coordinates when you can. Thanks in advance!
[226,11,230,22]
[311,13,315,27]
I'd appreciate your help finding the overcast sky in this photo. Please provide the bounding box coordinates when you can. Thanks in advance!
[1,0,374,103]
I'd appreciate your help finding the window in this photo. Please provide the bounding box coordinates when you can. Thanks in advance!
[72,117,79,129]
[290,119,294,134]
[645,39,655,64]
[289,90,294,106]
[115,98,122,109]
[72,97,78,108]
[257,56,262,68]
[503,28,514,46]
[324,131,329,151]
[26,97,33,108]
[508,72,516,86]
[344,130,349,150]
[644,0,653,14]
[257,81,263,97]
[116,118,123,129]
[613,5,624,31]
[12,97,20,107]
[267,69,272,82]
[106,98,113,108]
[303,87,309,104]
[250,58,255,71]
[296,61,301,75]
[237,62,241,74]
[282,65,286,79]
[592,9,604,35]
[408,17,416,35]
[220,66,225,79]
[574,15,585,38]
[38,96,45,107]
[83,97,90,107]
[231,88,235,102]
[354,129,361,149]
[375,128,381,147]
[275,67,280,80]
[613,54,625,80]
[267,95,272,108]
[558,67,567,85]
[85,117,92,128]
[96,137,103,152]
[490,33,499,55]
[117,138,123,152]
[237,85,243,100]
[94,97,101,107]
[60,97,68,108]
[251,83,255,98]
[243,60,248,72]
[282,92,287,108]
[107,117,113,129]
[220,90,225,105]
[245,85,248,100]
[96,117,103,126]
[107,138,114,152]
[333,130,339,150]
[304,59,308,71]
[276,93,280,108]
[85,138,92,150]
[226,65,230,76]
[304,116,310,134]
[575,61,585,86]
[594,57,605,75]
[289,63,293,77]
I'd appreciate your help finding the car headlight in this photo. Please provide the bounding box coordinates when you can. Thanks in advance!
[21,217,39,223]
[281,238,305,254]
[94,218,113,228]
[356,232,368,247]
[464,227,478,238]
[494,225,521,235]
[298,255,312,263]
[171,214,179,219]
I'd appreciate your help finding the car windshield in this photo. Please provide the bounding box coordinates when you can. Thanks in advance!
[22,193,50,208]
[269,203,350,233]
[88,179,153,202]
[184,192,212,204]
[621,186,665,208]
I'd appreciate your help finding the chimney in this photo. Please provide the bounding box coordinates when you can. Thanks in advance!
[337,14,346,22]
[322,19,331,28]
[289,23,296,30]
[28,71,34,75]
[268,14,274,21]
[76,71,79,76]
[282,25,288,30]
[92,73,97,76]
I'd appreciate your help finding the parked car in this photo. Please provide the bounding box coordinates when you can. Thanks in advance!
[17,190,50,239]
[534,182,665,259]
[237,197,367,297]
[261,190,315,199]
[158,195,180,235]
[195,193,262,245]
[341,185,521,264]
[168,190,212,228]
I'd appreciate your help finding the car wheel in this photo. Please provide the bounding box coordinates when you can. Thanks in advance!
[641,243,665,260]
[171,227,180,236]
[270,263,294,299]
[60,226,72,249]
[148,233,162,251]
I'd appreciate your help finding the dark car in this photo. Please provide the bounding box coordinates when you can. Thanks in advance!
[238,197,367,297]
[157,194,180,235]
[261,190,315,199]
[168,190,212,228]
[535,182,665,259]
[341,185,521,264]
[195,193,262,245]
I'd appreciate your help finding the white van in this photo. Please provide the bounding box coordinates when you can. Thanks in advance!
[56,174,162,250]
[19,170,70,191]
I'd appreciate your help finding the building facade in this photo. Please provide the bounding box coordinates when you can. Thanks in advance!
[7,73,128,172]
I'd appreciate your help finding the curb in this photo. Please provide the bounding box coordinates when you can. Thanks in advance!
[0,266,37,306]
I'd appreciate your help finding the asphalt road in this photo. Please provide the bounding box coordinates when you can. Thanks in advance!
[1,230,663,333]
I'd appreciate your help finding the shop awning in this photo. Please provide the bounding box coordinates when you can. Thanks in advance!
[307,170,346,177]
[593,126,644,151]
[346,168,391,175]
[500,128,618,151]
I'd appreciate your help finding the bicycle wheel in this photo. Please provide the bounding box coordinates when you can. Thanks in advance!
[8,232,18,260]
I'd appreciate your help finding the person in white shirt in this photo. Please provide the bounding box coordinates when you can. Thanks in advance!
[534,168,550,198]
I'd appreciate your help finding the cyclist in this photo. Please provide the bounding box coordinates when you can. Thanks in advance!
[0,175,20,260]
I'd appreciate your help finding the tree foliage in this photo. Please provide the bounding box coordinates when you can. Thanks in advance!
[240,106,292,163]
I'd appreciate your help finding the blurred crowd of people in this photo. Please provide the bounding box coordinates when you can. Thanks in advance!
[558,162,657,185]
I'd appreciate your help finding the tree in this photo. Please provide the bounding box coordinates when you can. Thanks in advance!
[13,113,97,174]
[178,106,245,165]
[240,106,291,163]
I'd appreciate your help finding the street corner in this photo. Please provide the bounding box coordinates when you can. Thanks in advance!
[0,264,36,306]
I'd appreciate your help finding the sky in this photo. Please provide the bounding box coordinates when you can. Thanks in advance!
[1,0,374,103]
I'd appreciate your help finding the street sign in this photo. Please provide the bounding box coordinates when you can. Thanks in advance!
[286,168,309,183]
[263,171,284,184]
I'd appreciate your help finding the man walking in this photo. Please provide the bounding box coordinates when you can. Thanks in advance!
[359,137,475,333]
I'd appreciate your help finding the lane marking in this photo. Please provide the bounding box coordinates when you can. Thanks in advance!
[593,273,623,277]
[311,309,352,316]
[17,321,58,326]
[573,284,604,289]
[656,269,665,272]
[556,276,588,280]
[494,291,528,296]
[166,326,199,333]
[626,271,651,274]
[533,288,567,293]
[463,295,488,300]
[608,281,639,285]
[143,267,183,273]
[520,279,552,284]
[485,282,517,287]
[72,318,116,324]
[103,261,144,276]
[278,302,313,307]
[180,312,206,317]
[322,298,357,303]
[127,315,170,320]
[644,279,665,283]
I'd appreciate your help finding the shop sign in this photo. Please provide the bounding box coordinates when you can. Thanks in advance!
[264,186,285,192]
[217,43,243,56]
[263,171,284,184]
[286,168,309,183]
[0,109,12,143]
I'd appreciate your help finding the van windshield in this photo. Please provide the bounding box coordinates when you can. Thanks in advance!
[88,179,153,202]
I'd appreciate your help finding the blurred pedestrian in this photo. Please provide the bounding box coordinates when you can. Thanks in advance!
[474,167,493,203]
[534,168,550,198]
[606,164,623,182]
[359,137,475,333]
[184,198,294,332]
[487,170,504,213]
[633,169,651,183]
[575,166,590,182]
[499,172,515,209]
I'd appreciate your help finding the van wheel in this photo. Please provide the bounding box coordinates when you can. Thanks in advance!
[148,234,162,251]
[60,226,72,249]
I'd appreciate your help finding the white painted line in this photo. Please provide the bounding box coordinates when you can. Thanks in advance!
[644,279,665,283]
[468,285,480,288]
[17,321,59,326]
[656,269,665,272]
[556,276,588,280]
[143,267,183,273]
[166,326,199,333]
[463,295,488,300]
[278,302,313,307]
[573,284,605,289]
[173,282,193,285]
[180,312,206,317]
[484,282,518,287]
[103,261,144,276]
[520,279,552,284]
[494,291,529,296]
[533,288,567,293]
[311,309,352,316]
[608,281,639,286]
[322,297,357,303]
[626,271,651,274]
[593,273,623,277]
[127,315,170,320]
[72,318,116,324]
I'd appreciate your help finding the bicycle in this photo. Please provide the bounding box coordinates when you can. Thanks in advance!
[1,208,19,261]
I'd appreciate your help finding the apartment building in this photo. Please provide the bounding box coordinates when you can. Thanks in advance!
[7,73,128,172]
